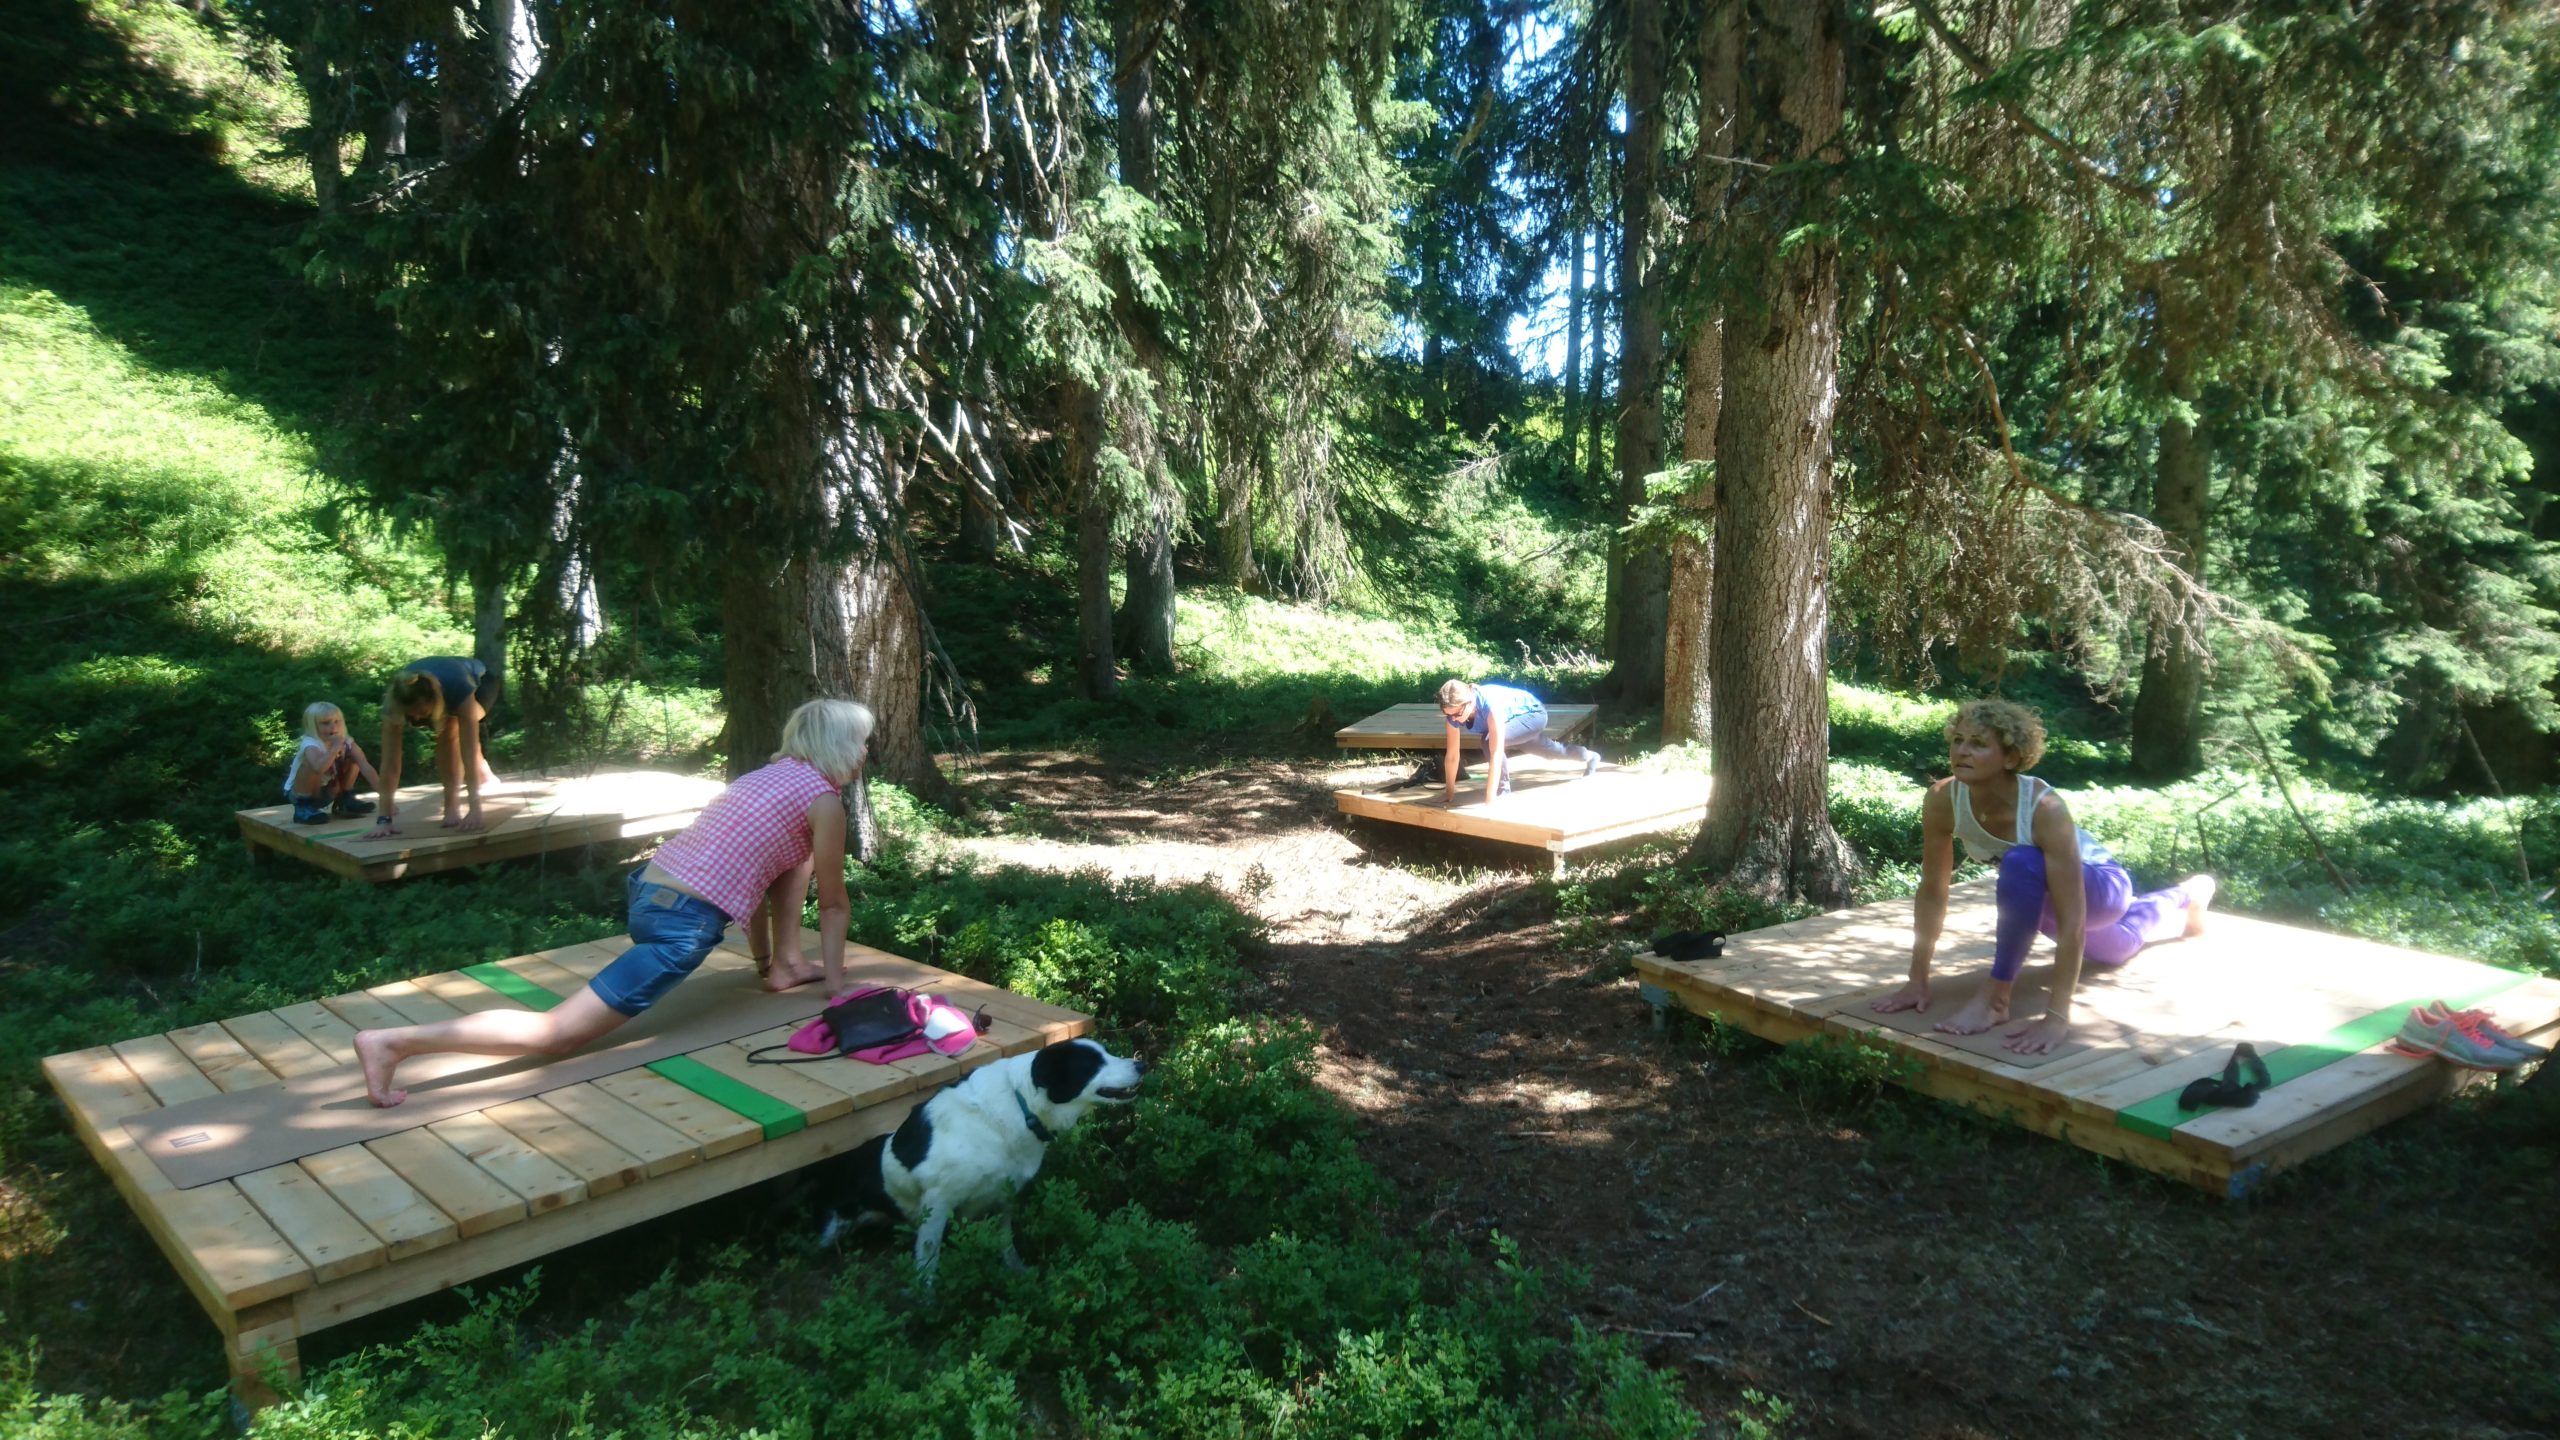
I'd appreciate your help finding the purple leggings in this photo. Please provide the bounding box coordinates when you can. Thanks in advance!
[1992,845,2192,982]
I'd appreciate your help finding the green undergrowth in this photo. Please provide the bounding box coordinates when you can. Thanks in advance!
[929,552,1603,754]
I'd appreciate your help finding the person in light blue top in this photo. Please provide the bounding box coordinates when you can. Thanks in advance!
[1435,678,1601,807]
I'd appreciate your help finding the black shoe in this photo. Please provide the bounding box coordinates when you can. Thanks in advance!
[332,795,377,818]
[292,799,330,825]
[1650,930,1727,962]
[2177,1043,2271,1111]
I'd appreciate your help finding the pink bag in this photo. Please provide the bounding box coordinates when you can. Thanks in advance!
[761,985,983,1065]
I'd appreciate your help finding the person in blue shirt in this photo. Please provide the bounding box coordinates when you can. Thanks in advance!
[1436,679,1601,806]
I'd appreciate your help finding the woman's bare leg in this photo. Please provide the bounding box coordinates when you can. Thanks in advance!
[763,859,819,990]
[354,989,628,1107]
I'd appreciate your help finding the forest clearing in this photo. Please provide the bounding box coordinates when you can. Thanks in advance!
[5,2,2560,1437]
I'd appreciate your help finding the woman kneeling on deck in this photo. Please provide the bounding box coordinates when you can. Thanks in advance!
[355,699,871,1107]
[1872,699,2215,1056]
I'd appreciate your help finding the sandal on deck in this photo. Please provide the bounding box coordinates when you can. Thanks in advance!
[2178,1042,2271,1111]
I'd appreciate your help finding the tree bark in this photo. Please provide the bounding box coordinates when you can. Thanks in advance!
[293,46,346,213]
[1110,0,1177,674]
[1061,375,1119,702]
[1664,0,1743,745]
[1583,218,1610,506]
[1118,514,1176,671]
[1683,0,1856,907]
[2131,291,2208,778]
[470,560,508,717]
[1604,0,1670,705]
[1564,228,1584,477]
[959,490,1002,558]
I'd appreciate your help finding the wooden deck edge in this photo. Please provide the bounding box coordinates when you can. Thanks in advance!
[285,1088,921,1336]
[41,1052,314,1320]
[1637,966,2247,1195]
[1332,790,1563,847]
[1548,808,1706,855]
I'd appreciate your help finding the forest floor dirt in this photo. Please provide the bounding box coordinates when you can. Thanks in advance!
[941,750,2560,1440]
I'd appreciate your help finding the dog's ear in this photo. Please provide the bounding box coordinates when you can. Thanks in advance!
[1029,1039,1108,1106]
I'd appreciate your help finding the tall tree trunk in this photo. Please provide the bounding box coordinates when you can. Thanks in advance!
[1583,218,1610,504]
[1564,228,1584,477]
[293,46,346,213]
[823,545,936,798]
[2131,291,2208,778]
[720,549,840,780]
[1604,0,1670,706]
[1062,376,1118,701]
[1216,459,1258,590]
[1684,0,1855,907]
[1663,0,1743,744]
[1118,514,1176,671]
[470,560,508,717]
[959,490,1002,558]
[1110,0,1177,673]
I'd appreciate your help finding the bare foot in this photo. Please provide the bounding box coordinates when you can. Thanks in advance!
[1933,992,2008,1036]
[764,964,824,993]
[2181,874,2218,938]
[353,1029,408,1107]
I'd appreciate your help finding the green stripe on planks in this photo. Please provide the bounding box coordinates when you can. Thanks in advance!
[2116,974,2539,1141]
[460,963,565,1012]
[646,1055,805,1139]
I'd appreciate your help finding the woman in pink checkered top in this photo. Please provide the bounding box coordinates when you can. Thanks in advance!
[354,699,872,1108]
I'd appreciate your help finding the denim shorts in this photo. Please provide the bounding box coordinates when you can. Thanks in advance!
[589,867,732,1016]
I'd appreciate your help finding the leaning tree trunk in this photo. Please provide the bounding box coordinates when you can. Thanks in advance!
[1662,0,1742,745]
[1684,0,1856,908]
[1603,0,1670,704]
[2131,298,2208,778]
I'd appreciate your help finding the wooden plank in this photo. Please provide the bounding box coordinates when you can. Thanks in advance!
[293,1145,457,1261]
[315,990,417,1037]
[41,1046,312,1314]
[676,1043,856,1126]
[220,1013,343,1080]
[273,1001,361,1065]
[286,1089,920,1337]
[591,1070,764,1159]
[363,1129,527,1239]
[167,1023,284,1095]
[481,1097,649,1196]
[539,1084,705,1179]
[366,978,467,1027]
[113,1035,222,1107]
[411,968,527,1015]
[231,1162,385,1283]
[426,1112,585,1213]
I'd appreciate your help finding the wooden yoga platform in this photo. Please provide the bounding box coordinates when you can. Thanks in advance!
[42,930,1088,1409]
[1635,879,2560,1197]
[1333,702,1598,751]
[237,769,725,882]
[1334,766,1710,869]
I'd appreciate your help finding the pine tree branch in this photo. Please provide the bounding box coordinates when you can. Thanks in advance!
[1908,0,2162,208]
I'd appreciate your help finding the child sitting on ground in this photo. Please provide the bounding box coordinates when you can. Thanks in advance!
[283,701,382,825]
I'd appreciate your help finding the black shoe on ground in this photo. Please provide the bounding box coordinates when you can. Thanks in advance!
[332,795,377,818]
[292,799,330,825]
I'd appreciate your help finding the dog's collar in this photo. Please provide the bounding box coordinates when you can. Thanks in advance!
[1014,1089,1055,1144]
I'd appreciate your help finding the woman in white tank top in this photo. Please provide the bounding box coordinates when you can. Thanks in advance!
[1870,699,2216,1054]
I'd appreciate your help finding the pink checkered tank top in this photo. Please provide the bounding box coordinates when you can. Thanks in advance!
[652,758,843,922]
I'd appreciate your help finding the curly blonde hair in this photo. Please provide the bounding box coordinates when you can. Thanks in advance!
[1946,698,2046,772]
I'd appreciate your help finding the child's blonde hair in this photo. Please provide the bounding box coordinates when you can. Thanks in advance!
[1946,698,2046,772]
[301,701,343,738]
[776,699,874,786]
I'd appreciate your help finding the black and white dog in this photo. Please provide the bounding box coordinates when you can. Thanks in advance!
[815,1037,1145,1288]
